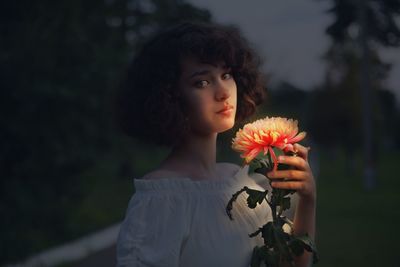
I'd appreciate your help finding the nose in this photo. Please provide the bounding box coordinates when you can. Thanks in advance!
[215,81,231,102]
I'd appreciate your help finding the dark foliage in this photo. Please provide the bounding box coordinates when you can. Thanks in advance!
[325,0,400,46]
[0,0,211,264]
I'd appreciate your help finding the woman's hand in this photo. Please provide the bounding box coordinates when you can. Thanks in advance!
[267,143,316,202]
[266,143,317,267]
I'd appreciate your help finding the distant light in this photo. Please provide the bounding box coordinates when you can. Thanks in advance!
[127,0,156,13]
[138,0,156,13]
[348,24,359,40]
[139,24,156,36]
[125,16,136,27]
[125,30,137,45]
[106,17,122,27]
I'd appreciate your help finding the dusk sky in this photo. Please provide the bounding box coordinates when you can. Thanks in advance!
[187,0,400,103]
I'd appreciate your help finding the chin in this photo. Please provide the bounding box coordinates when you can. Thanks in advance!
[217,120,235,133]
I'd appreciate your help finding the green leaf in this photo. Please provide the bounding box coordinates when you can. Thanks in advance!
[254,165,270,177]
[251,245,279,267]
[245,188,268,209]
[283,189,296,196]
[248,155,274,176]
[264,249,279,267]
[275,217,286,228]
[295,234,316,252]
[225,186,248,220]
[313,250,320,264]
[293,234,319,264]
[288,238,305,256]
[249,227,263,238]
[272,224,293,263]
[249,159,263,174]
[249,222,275,246]
[261,222,275,246]
[250,246,263,267]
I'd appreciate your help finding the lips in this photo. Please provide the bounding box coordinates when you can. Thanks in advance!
[217,105,234,114]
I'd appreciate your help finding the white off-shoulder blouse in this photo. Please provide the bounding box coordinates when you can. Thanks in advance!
[116,166,272,267]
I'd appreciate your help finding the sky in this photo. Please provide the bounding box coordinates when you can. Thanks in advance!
[186,0,400,102]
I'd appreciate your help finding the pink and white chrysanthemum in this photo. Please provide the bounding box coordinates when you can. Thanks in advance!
[232,117,306,171]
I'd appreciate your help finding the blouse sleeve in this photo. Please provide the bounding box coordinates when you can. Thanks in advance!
[116,191,189,267]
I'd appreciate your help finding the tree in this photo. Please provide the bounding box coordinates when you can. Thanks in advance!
[0,0,211,264]
[322,0,400,189]
[326,0,400,46]
[308,40,393,171]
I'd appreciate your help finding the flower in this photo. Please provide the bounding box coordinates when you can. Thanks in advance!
[232,117,306,170]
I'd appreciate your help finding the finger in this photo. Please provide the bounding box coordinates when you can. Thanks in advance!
[293,143,310,161]
[267,169,309,181]
[270,181,306,191]
[278,155,309,171]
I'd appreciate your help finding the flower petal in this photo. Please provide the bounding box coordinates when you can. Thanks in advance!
[231,116,306,166]
[288,131,306,143]
[268,146,278,172]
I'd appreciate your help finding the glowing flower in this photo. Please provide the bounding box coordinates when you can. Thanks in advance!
[232,117,306,171]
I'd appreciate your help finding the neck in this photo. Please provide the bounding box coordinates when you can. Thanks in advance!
[161,132,219,180]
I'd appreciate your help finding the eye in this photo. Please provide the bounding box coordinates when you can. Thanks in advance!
[194,80,209,88]
[222,73,232,80]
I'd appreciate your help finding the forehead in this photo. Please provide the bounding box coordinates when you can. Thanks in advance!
[180,56,227,77]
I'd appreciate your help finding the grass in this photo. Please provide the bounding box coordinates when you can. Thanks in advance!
[65,144,170,236]
[57,147,399,267]
[315,149,400,267]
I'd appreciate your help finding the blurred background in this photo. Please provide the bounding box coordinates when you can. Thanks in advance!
[1,0,399,266]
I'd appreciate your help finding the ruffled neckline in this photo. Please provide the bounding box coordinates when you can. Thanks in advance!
[133,166,249,193]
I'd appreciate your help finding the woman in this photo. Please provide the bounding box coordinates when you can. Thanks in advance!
[116,21,316,267]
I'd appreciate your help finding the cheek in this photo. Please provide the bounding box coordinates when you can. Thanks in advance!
[231,85,238,111]
[233,86,238,105]
[184,93,210,118]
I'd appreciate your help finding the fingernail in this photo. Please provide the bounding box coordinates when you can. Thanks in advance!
[278,156,285,162]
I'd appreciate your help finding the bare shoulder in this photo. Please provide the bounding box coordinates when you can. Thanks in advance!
[217,162,241,177]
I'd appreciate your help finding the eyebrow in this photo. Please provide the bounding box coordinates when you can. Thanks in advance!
[189,70,211,78]
[188,65,230,79]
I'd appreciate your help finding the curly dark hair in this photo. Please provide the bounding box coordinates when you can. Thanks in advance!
[115,21,266,146]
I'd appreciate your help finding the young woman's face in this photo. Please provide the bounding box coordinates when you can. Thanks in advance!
[178,57,237,136]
